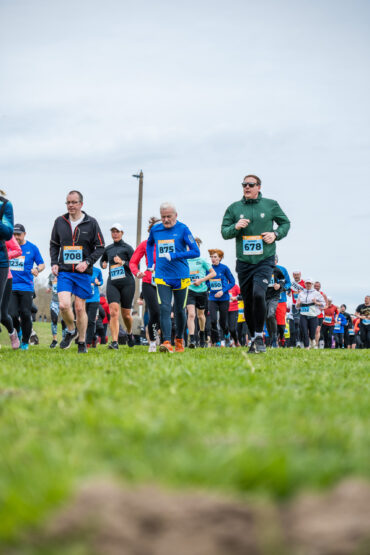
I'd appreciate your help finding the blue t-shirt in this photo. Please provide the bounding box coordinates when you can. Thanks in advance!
[209,263,235,302]
[146,220,200,280]
[86,266,104,303]
[334,313,346,334]
[11,241,44,292]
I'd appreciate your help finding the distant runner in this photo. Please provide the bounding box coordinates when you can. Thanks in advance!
[0,190,14,346]
[1,235,21,349]
[355,295,370,348]
[208,249,235,347]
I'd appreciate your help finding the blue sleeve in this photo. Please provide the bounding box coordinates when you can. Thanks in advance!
[171,226,200,260]
[146,229,155,267]
[224,265,235,291]
[97,268,103,285]
[282,266,291,291]
[34,245,44,265]
[0,200,14,241]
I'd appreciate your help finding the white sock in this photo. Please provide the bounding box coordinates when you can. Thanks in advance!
[150,341,156,346]
[68,328,76,335]
[255,332,263,338]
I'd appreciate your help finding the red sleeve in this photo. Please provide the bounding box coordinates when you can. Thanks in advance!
[129,240,147,276]
[6,236,22,259]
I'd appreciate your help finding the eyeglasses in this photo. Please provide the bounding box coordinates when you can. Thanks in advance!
[65,201,81,205]
[242,182,258,188]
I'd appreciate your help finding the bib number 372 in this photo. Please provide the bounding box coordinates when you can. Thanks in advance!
[243,236,263,255]
[63,246,83,264]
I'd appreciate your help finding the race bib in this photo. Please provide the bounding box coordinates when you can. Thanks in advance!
[210,279,222,291]
[63,246,83,264]
[268,274,275,287]
[334,324,341,331]
[158,239,175,257]
[242,235,263,255]
[363,319,370,325]
[348,329,354,335]
[110,264,125,280]
[10,256,25,271]
[300,306,309,314]
[324,316,332,324]
[190,271,200,283]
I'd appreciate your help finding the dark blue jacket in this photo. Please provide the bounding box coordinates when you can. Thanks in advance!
[0,197,14,268]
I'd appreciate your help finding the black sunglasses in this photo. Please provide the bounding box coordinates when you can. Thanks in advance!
[242,182,258,188]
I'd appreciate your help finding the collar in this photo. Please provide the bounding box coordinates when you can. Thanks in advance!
[241,192,262,204]
[63,211,89,222]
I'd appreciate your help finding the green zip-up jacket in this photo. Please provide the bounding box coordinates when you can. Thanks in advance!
[221,193,290,265]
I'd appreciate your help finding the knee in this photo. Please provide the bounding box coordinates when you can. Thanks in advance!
[75,304,85,317]
[253,285,266,302]
[59,301,70,312]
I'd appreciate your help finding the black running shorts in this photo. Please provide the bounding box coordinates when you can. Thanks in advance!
[187,290,208,311]
[106,279,135,309]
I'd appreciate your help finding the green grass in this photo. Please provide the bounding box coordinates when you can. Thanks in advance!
[0,323,369,542]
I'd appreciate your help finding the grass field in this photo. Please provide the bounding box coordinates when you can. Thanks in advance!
[0,323,369,546]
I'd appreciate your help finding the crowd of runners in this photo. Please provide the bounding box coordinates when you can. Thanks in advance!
[0,179,369,353]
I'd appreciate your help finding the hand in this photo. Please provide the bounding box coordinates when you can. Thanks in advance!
[147,266,155,273]
[261,232,276,244]
[114,256,123,264]
[273,283,280,290]
[31,268,39,277]
[136,271,145,279]
[230,296,237,301]
[76,261,88,273]
[215,291,223,298]
[101,261,107,269]
[164,253,171,262]
[235,218,250,230]
[52,265,59,276]
[94,278,100,285]
[137,299,144,306]
[193,278,202,286]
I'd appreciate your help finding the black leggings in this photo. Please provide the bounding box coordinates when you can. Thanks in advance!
[157,284,188,342]
[0,267,8,325]
[142,282,160,341]
[86,302,100,344]
[265,296,279,339]
[1,277,14,333]
[209,300,229,343]
[300,315,318,348]
[228,310,238,343]
[322,325,333,348]
[9,290,33,343]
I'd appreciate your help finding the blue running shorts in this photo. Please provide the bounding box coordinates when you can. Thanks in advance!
[57,272,93,300]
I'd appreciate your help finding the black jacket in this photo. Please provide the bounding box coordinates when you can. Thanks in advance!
[266,267,286,300]
[100,240,135,282]
[50,212,105,275]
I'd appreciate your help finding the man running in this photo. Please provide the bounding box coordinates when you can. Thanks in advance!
[314,280,327,347]
[50,190,105,353]
[221,174,290,353]
[265,259,286,348]
[291,270,306,347]
[10,224,45,350]
[186,237,216,348]
[146,202,200,353]
[355,295,370,348]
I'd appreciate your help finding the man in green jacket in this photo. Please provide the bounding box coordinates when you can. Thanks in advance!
[221,174,290,353]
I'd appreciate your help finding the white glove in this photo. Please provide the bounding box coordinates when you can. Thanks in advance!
[164,253,171,262]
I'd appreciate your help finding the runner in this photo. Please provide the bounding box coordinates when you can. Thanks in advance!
[228,282,241,347]
[1,235,22,349]
[146,202,200,353]
[85,265,103,347]
[333,310,346,349]
[129,217,161,353]
[314,280,327,347]
[50,190,105,353]
[275,256,291,347]
[101,223,135,350]
[236,298,249,346]
[10,224,45,350]
[291,271,306,347]
[221,174,290,353]
[340,304,356,349]
[46,273,66,348]
[0,190,14,344]
[208,249,235,347]
[322,297,339,348]
[296,278,325,349]
[186,237,216,348]
[355,295,370,348]
[265,258,286,348]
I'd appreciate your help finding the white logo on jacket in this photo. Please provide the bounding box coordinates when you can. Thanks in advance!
[260,213,265,218]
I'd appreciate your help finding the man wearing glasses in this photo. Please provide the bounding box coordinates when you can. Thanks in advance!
[50,190,105,353]
[221,175,290,353]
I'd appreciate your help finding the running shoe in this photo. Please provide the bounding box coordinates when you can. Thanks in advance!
[199,340,207,348]
[224,334,231,347]
[77,341,88,354]
[215,342,221,348]
[159,341,174,353]
[255,336,266,353]
[248,340,256,354]
[148,342,157,353]
[9,330,20,350]
[188,341,196,349]
[60,329,78,349]
[49,339,58,349]
[127,333,135,347]
[20,342,29,351]
[175,338,185,352]
[108,341,119,350]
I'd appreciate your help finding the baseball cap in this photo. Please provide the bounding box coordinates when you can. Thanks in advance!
[110,223,124,232]
[305,277,314,283]
[14,223,26,233]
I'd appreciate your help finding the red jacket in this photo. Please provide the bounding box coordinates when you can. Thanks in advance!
[291,279,305,304]
[129,239,156,285]
[228,284,240,311]
[99,295,110,324]
[6,236,22,279]
[323,304,338,327]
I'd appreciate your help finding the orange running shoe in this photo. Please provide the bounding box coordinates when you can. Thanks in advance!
[159,341,173,353]
[175,338,185,352]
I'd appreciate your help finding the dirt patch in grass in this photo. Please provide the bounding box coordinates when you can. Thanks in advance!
[14,479,370,554]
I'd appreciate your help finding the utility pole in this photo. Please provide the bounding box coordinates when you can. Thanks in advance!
[132,170,143,311]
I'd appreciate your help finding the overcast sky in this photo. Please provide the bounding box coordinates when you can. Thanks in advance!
[1,0,369,311]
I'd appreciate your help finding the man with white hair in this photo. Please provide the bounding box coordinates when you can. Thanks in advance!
[146,202,200,353]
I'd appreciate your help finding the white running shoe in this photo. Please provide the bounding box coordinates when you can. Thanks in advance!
[9,329,20,350]
[148,341,157,353]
